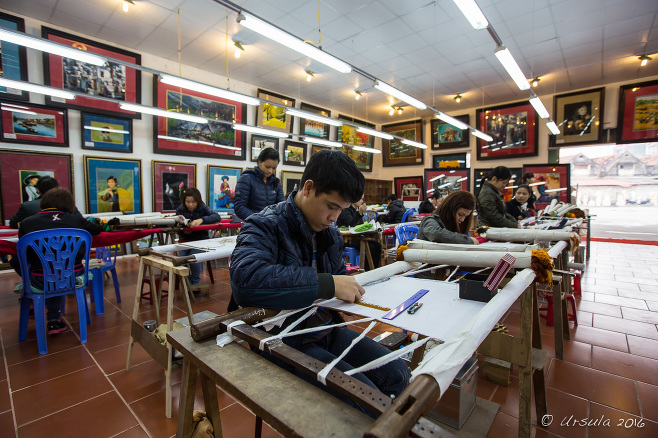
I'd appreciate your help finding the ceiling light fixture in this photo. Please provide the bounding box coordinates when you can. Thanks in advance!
[374,80,427,110]
[303,137,342,148]
[0,78,76,100]
[531,76,541,87]
[85,125,129,134]
[389,107,395,116]
[639,54,652,66]
[435,112,468,130]
[159,74,260,106]
[397,106,403,115]
[350,145,381,154]
[494,44,530,91]
[120,103,208,123]
[233,41,244,58]
[451,0,489,30]
[401,139,427,149]
[305,70,314,82]
[546,119,560,135]
[529,95,550,119]
[0,28,106,66]
[354,90,362,100]
[122,0,134,13]
[356,126,394,140]
[233,123,290,138]
[454,94,462,103]
[237,12,352,74]
[286,108,343,126]
[471,129,493,142]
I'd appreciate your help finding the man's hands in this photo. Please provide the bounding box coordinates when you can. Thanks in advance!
[333,275,365,303]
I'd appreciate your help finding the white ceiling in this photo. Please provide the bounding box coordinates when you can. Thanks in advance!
[2,0,658,124]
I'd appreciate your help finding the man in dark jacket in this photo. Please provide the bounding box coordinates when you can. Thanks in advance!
[336,195,381,269]
[9,176,60,228]
[230,150,409,411]
[380,194,406,223]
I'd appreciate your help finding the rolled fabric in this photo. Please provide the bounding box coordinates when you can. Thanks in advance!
[556,204,576,216]
[406,239,533,253]
[402,248,533,268]
[485,228,572,242]
[544,199,559,214]
[353,261,421,286]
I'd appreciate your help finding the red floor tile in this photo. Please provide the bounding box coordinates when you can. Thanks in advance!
[571,325,629,353]
[0,411,15,437]
[8,345,96,390]
[591,346,658,386]
[586,402,658,438]
[593,314,658,340]
[486,411,519,438]
[594,294,648,310]
[627,335,658,360]
[621,307,658,325]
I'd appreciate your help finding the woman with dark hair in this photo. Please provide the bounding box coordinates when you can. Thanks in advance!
[234,147,285,220]
[506,184,535,220]
[417,191,479,244]
[522,173,537,209]
[477,166,519,228]
[418,190,442,214]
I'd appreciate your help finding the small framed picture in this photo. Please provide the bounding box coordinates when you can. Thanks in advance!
[310,144,331,157]
[84,156,142,214]
[257,89,295,133]
[382,119,424,167]
[394,176,424,201]
[522,164,571,210]
[281,170,304,196]
[81,112,132,152]
[476,101,539,160]
[207,165,242,213]
[299,102,331,139]
[551,88,604,147]
[430,115,469,149]
[424,168,470,195]
[0,100,68,147]
[250,134,280,162]
[432,152,468,169]
[283,140,308,166]
[617,80,658,144]
[152,161,196,213]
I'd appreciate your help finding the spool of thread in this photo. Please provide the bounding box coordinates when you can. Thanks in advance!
[143,320,157,332]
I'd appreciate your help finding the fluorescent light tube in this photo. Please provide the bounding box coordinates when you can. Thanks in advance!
[436,112,468,130]
[529,96,549,118]
[350,145,381,154]
[546,120,560,135]
[471,129,493,142]
[238,12,351,74]
[529,182,546,187]
[429,174,445,182]
[494,45,530,91]
[452,0,489,30]
[233,123,290,138]
[374,80,427,110]
[505,185,518,189]
[303,137,342,147]
[456,177,468,182]
[426,189,435,193]
[84,126,129,134]
[356,126,394,140]
[545,187,567,193]
[287,109,343,126]
[438,182,452,189]
[401,139,427,149]
[1,106,37,115]
[120,103,208,123]
[159,75,260,106]
[0,28,106,66]
[0,78,76,100]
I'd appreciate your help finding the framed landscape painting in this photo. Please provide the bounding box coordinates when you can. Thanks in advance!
[257,89,295,133]
[382,119,424,167]
[41,27,142,117]
[0,12,29,101]
[552,88,604,147]
[283,140,307,166]
[476,101,538,160]
[338,115,375,172]
[207,165,242,213]
[0,150,73,223]
[0,101,68,147]
[299,102,331,139]
[617,80,658,144]
[154,78,246,159]
[430,115,469,150]
[81,112,132,152]
[84,156,142,214]
[152,161,196,213]
[522,164,571,210]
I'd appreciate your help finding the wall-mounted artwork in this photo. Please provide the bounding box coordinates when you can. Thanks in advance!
[430,115,469,150]
[81,112,132,153]
[283,140,308,166]
[382,119,424,167]
[0,12,29,101]
[394,176,424,201]
[338,115,375,172]
[207,165,242,213]
[432,152,468,169]
[424,168,470,196]
[0,101,68,147]
[522,164,571,210]
[41,27,141,117]
[281,170,304,196]
[257,89,295,133]
[152,161,196,213]
[299,102,331,139]
[250,134,279,162]
[84,156,142,214]
[551,88,604,147]
[476,101,538,160]
[617,80,658,144]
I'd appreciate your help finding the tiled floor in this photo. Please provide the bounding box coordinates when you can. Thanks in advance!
[0,241,656,437]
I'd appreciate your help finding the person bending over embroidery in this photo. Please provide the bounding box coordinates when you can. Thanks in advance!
[418,190,479,245]
[229,149,410,413]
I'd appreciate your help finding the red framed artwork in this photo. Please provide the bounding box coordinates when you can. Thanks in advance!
[522,164,571,210]
[0,100,68,147]
[424,168,470,196]
[476,101,538,160]
[0,149,73,223]
[617,80,658,144]
[153,78,247,160]
[41,27,142,118]
[152,161,196,213]
[393,176,424,201]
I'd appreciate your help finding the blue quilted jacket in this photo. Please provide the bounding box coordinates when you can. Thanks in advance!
[230,193,346,310]
[233,166,285,220]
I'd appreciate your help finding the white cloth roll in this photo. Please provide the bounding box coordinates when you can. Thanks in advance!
[402,248,533,268]
[485,228,572,242]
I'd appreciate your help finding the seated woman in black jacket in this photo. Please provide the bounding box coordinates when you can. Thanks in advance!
[418,190,442,214]
[417,191,479,244]
[336,195,381,269]
[506,184,534,220]
[234,148,285,220]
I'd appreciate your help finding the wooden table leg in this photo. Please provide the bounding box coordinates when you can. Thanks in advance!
[552,279,564,361]
[126,257,146,371]
[532,283,542,350]
[176,358,198,438]
[518,286,533,438]
[166,265,176,419]
[200,373,223,438]
[359,239,366,270]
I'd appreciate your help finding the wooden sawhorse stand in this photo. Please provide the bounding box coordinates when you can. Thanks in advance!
[126,255,195,418]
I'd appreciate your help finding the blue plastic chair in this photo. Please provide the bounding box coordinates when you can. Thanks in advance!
[343,247,360,267]
[394,224,419,245]
[89,245,121,315]
[363,210,378,223]
[17,228,92,354]
[401,208,418,223]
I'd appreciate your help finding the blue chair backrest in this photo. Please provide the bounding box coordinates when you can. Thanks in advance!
[17,228,92,294]
[96,245,117,266]
[363,210,378,223]
[401,208,417,223]
[395,224,419,245]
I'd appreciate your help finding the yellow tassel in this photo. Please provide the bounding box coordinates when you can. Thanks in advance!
[531,249,553,284]
[396,244,408,261]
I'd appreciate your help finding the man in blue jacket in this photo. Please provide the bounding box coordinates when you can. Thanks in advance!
[230,149,409,412]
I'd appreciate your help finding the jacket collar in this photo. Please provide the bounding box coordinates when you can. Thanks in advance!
[483,181,503,197]
[251,166,276,184]
[285,191,333,247]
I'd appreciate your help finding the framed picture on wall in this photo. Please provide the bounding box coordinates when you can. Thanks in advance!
[551,87,604,147]
[382,119,424,167]
[154,78,246,159]
[283,140,308,166]
[310,144,331,157]
[0,101,68,147]
[0,149,73,223]
[152,161,196,213]
[81,112,132,153]
[257,89,295,133]
[617,80,658,144]
[432,152,468,169]
[430,115,469,150]
[0,12,29,101]
[207,165,242,213]
[299,102,331,139]
[281,170,304,196]
[41,27,142,117]
[338,115,375,172]
[474,167,522,202]
[250,134,279,162]
[84,156,142,215]
[393,176,424,201]
[522,164,571,210]
[424,168,470,195]
[476,101,538,160]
